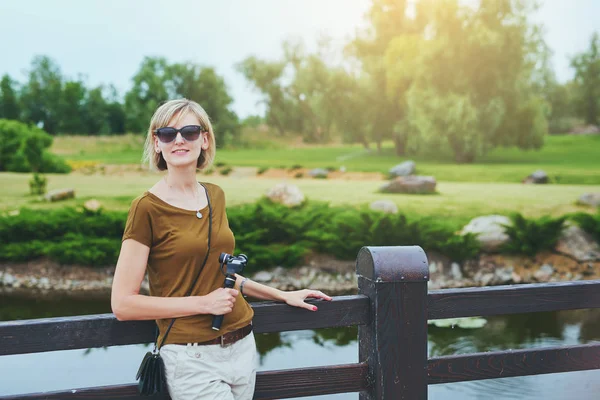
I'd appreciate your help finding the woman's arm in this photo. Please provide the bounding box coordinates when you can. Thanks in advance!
[234,274,332,311]
[111,239,238,321]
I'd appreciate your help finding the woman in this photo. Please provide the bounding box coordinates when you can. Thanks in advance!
[111,98,331,400]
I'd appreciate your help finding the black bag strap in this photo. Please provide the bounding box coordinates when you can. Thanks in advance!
[153,182,213,351]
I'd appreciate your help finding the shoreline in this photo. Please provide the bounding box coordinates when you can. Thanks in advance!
[1,252,598,299]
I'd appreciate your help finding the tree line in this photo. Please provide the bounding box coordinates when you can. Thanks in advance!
[0,0,598,162]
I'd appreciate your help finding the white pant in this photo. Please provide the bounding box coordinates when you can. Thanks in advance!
[159,333,258,400]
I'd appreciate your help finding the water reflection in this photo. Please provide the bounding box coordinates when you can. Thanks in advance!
[2,293,600,400]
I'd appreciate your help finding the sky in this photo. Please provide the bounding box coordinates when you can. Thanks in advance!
[0,0,598,118]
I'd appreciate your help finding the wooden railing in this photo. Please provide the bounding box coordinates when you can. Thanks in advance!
[1,246,600,399]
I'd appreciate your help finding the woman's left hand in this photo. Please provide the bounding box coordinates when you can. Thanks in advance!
[283,289,332,311]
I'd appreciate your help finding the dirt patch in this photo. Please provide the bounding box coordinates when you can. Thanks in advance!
[68,163,386,181]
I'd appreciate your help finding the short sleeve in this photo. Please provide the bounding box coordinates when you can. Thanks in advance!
[122,196,153,247]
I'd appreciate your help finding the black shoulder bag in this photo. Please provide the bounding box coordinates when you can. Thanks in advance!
[136,183,213,396]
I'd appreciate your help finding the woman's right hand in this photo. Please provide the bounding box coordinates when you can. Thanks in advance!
[198,288,239,315]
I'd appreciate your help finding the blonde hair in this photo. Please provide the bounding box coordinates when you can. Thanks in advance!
[143,99,216,171]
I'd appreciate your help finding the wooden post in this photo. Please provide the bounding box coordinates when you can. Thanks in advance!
[357,246,429,400]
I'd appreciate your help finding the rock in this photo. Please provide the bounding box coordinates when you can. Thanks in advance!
[379,176,436,194]
[84,199,102,212]
[479,273,495,286]
[308,168,329,178]
[555,223,600,262]
[450,263,463,280]
[369,200,398,214]
[511,271,522,283]
[265,183,305,207]
[534,264,554,282]
[577,193,600,207]
[522,170,548,184]
[253,271,273,282]
[389,161,416,177]
[495,266,514,284]
[460,215,512,252]
[44,188,75,202]
[2,273,16,286]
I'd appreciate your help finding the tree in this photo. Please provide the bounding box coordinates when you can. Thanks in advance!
[59,79,87,133]
[20,56,63,134]
[385,0,548,162]
[0,74,20,120]
[236,56,296,136]
[83,86,109,135]
[124,57,170,132]
[348,0,427,154]
[571,32,600,125]
[105,85,126,134]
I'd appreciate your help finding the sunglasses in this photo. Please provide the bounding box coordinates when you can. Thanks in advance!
[154,125,204,143]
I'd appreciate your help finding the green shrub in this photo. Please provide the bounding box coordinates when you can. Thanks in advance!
[0,208,126,243]
[0,240,48,262]
[501,213,566,257]
[571,212,600,242]
[257,166,269,175]
[215,161,227,168]
[29,173,47,195]
[220,166,233,176]
[46,234,121,267]
[294,172,303,178]
[289,164,303,171]
[0,119,70,173]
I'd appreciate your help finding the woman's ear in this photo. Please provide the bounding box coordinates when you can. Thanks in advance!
[201,133,209,150]
[154,136,161,152]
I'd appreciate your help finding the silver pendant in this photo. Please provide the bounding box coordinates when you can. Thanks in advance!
[196,211,203,219]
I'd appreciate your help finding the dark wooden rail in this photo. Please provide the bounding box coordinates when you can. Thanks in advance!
[1,245,600,399]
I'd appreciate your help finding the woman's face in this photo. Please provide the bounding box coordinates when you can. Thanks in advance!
[154,112,209,169]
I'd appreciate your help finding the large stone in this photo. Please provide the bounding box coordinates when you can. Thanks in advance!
[369,200,398,214]
[44,188,75,202]
[578,193,600,207]
[308,168,329,178]
[534,264,554,282]
[555,223,600,262]
[265,183,305,207]
[379,176,436,194]
[389,161,416,177]
[522,170,548,184]
[84,199,102,212]
[460,215,512,252]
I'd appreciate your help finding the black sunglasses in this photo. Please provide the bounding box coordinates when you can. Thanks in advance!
[154,125,204,143]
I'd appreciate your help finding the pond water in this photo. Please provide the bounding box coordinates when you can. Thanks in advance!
[1,292,599,399]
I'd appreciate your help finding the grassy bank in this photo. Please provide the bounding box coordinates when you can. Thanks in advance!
[50,133,600,184]
[1,172,597,224]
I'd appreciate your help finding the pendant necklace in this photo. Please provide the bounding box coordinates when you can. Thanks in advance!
[195,182,203,219]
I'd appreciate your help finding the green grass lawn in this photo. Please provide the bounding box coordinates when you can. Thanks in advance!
[51,133,600,184]
[2,172,597,224]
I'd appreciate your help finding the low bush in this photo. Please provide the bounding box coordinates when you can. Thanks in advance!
[6,200,587,268]
[29,173,47,195]
[257,166,269,175]
[571,211,600,242]
[501,213,566,257]
[220,166,233,176]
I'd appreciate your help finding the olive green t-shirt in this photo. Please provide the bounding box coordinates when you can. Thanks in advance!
[122,182,254,345]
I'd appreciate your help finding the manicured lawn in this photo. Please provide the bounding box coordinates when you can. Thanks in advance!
[51,133,600,184]
[1,172,597,224]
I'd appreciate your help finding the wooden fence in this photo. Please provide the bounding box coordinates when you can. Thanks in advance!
[1,246,600,399]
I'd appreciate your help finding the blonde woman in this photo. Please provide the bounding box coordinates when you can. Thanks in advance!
[111,98,331,400]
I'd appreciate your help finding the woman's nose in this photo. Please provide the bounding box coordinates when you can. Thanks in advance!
[174,132,185,144]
